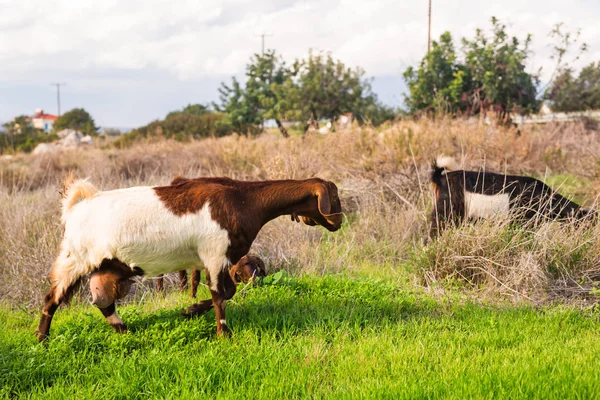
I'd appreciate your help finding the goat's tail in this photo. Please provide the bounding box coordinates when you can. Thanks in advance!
[431,155,459,187]
[61,172,98,217]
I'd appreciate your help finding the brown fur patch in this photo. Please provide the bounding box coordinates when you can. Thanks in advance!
[230,254,266,284]
[154,177,343,264]
[89,259,137,308]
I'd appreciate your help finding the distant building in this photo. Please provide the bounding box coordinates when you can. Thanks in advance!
[31,109,58,132]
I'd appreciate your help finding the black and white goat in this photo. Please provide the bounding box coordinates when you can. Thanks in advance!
[430,156,595,237]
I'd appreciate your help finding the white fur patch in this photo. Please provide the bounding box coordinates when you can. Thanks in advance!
[465,191,510,219]
[56,186,231,287]
[436,155,460,172]
[219,319,227,325]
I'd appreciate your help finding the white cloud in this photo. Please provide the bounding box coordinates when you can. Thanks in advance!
[0,0,598,125]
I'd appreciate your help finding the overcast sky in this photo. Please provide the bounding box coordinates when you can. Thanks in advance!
[0,0,598,127]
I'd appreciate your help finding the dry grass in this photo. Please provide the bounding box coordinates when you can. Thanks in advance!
[1,118,600,306]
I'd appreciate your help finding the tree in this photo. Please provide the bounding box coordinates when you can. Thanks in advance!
[217,50,395,136]
[546,62,600,112]
[216,51,291,137]
[542,23,587,94]
[403,32,471,115]
[462,17,539,119]
[246,51,292,137]
[216,77,262,136]
[403,17,540,120]
[53,108,98,136]
[288,51,383,130]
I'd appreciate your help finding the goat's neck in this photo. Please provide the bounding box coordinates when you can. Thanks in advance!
[250,180,315,226]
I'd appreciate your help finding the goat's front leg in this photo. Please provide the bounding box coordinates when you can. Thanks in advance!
[182,265,236,336]
[210,268,236,337]
[98,303,127,333]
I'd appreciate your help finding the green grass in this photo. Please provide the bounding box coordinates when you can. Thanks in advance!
[543,174,592,205]
[2,275,600,399]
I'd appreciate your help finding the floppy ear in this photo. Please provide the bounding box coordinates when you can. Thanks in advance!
[315,183,343,226]
[316,185,332,215]
[253,257,266,276]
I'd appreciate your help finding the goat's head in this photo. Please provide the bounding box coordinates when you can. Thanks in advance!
[575,207,597,223]
[89,261,134,308]
[230,254,266,284]
[293,180,343,232]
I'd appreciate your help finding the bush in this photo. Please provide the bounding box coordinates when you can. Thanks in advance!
[0,116,60,154]
[113,111,234,148]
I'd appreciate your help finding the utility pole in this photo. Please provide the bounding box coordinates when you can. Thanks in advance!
[256,33,273,55]
[50,83,66,116]
[427,0,432,53]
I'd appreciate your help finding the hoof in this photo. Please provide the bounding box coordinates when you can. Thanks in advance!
[217,325,232,338]
[111,323,128,334]
[34,330,48,342]
[181,301,213,318]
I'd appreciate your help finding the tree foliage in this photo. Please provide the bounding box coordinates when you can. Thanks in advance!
[546,62,600,112]
[403,32,471,114]
[287,51,387,127]
[462,17,539,117]
[0,116,57,154]
[217,50,395,136]
[403,17,540,119]
[53,108,98,136]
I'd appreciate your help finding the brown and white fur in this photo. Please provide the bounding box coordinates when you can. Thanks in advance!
[155,254,266,297]
[430,156,595,237]
[36,176,342,341]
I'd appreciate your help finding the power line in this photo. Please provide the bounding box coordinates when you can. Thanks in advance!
[50,83,66,116]
[255,33,273,55]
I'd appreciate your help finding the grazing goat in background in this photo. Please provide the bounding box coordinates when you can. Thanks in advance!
[430,156,595,237]
[155,254,266,297]
[36,176,342,341]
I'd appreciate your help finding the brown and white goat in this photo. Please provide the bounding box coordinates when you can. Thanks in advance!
[155,254,266,297]
[430,156,595,237]
[35,176,342,341]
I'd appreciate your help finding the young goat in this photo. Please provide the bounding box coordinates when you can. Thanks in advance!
[36,177,342,341]
[155,254,266,297]
[430,156,595,237]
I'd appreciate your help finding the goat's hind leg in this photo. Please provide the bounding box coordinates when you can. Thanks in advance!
[182,268,212,316]
[190,269,201,298]
[35,254,84,342]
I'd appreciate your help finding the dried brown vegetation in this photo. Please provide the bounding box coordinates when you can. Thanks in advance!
[2,119,600,306]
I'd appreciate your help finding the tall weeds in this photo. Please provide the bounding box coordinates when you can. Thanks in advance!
[1,119,599,306]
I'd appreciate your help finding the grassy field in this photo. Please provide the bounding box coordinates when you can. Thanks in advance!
[2,274,600,399]
[2,119,600,398]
